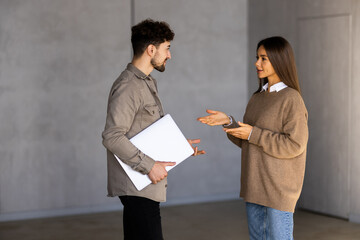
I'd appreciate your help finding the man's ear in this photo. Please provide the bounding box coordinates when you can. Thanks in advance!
[146,44,156,57]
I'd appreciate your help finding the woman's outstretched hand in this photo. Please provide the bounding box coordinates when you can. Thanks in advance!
[197,109,230,126]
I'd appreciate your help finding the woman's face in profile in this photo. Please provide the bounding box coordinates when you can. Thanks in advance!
[255,45,277,80]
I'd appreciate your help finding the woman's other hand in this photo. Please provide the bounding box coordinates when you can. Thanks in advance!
[197,109,230,126]
[224,121,253,140]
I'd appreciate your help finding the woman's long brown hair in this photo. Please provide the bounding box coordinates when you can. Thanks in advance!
[255,36,301,94]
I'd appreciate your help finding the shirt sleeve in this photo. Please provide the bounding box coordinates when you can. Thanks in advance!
[248,97,308,159]
[102,81,155,175]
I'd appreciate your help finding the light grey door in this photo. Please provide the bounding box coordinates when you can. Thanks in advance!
[296,1,354,219]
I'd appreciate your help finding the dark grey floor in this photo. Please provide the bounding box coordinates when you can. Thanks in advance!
[1,199,360,240]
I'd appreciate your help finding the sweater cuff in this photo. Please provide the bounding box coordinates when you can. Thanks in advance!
[223,116,239,128]
[248,126,261,145]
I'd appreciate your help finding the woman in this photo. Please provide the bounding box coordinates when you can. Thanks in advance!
[198,36,308,240]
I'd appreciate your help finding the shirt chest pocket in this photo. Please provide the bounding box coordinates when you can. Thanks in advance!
[141,103,161,128]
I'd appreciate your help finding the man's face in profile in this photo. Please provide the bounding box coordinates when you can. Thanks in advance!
[151,41,171,72]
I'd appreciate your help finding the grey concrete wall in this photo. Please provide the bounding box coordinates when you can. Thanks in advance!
[0,0,248,220]
[248,0,360,223]
[0,0,131,220]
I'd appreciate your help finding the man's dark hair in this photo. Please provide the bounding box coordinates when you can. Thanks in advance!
[131,19,175,58]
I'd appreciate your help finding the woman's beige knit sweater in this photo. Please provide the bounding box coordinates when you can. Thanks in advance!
[227,87,308,212]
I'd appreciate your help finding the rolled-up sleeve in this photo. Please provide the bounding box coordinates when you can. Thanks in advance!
[102,81,155,174]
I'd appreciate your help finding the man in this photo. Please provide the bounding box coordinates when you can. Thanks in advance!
[102,19,204,240]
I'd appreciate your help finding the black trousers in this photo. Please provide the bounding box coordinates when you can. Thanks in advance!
[119,196,164,240]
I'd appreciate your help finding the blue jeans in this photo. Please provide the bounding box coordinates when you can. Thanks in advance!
[246,202,294,240]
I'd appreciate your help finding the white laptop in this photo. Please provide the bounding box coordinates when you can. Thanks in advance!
[114,114,194,191]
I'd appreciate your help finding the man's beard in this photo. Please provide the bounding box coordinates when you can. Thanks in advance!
[151,58,166,72]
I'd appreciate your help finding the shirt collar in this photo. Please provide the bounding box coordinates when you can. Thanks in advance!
[261,82,288,92]
[126,63,152,80]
